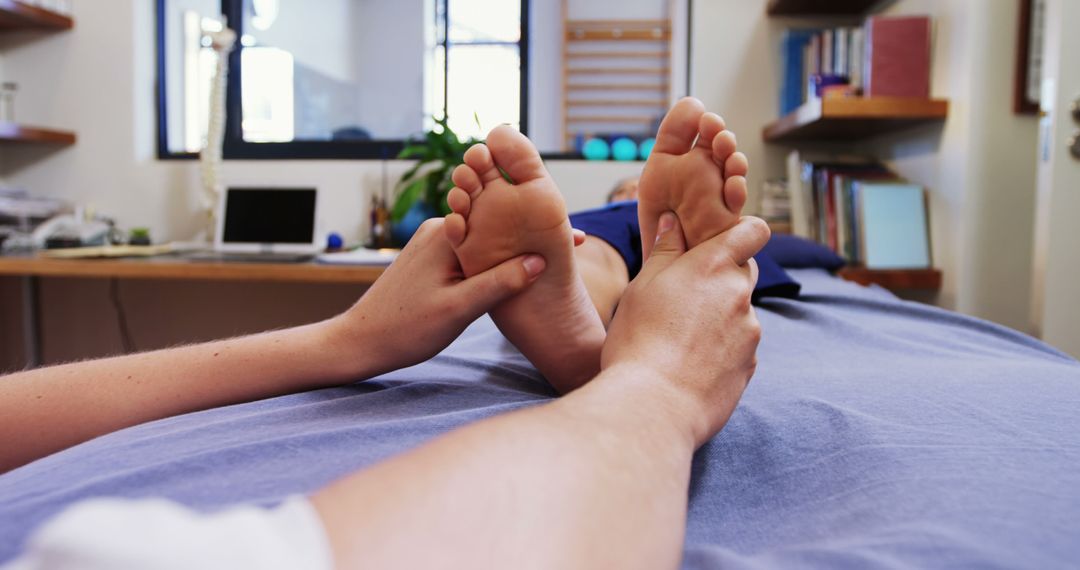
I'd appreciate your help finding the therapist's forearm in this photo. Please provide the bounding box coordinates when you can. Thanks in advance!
[0,316,377,473]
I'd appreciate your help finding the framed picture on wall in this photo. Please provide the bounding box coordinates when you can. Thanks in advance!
[1014,0,1045,114]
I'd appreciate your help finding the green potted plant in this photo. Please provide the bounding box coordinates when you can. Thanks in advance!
[390,116,481,245]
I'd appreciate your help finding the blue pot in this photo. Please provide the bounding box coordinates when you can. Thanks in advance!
[391,201,437,246]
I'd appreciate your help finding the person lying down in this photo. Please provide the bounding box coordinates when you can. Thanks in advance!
[0,98,770,570]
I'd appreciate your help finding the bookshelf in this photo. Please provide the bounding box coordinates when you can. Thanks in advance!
[763,97,949,142]
[766,0,890,17]
[0,0,72,31]
[0,1,75,154]
[0,122,76,145]
[838,266,942,290]
[764,4,943,293]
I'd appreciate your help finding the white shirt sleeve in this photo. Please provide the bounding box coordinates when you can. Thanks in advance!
[2,496,334,570]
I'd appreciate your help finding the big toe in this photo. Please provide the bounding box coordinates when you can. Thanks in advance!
[653,96,706,155]
[485,125,548,184]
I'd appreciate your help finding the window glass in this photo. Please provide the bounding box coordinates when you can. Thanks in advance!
[240,0,431,143]
[447,0,520,43]
[445,44,520,139]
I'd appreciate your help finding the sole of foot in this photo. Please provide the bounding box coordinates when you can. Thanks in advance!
[638,96,750,260]
[444,125,606,394]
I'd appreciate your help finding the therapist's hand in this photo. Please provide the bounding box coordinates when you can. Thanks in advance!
[327,218,546,379]
[601,213,769,445]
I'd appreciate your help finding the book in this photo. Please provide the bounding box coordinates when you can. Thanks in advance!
[834,27,849,78]
[849,27,865,92]
[821,28,834,75]
[786,150,812,238]
[857,183,931,269]
[780,29,817,116]
[864,15,932,98]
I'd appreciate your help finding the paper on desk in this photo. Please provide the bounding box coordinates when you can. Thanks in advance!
[316,248,399,265]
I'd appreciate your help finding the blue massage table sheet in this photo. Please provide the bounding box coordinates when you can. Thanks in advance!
[2,269,1078,567]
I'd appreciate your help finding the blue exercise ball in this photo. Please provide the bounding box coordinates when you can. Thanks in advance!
[639,137,656,160]
[391,201,437,247]
[611,137,638,161]
[582,138,610,160]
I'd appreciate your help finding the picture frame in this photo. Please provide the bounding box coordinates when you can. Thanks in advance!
[1014,0,1045,115]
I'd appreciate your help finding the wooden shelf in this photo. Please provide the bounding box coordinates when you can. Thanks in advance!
[566,115,656,124]
[762,97,948,142]
[0,122,76,145]
[565,19,670,42]
[567,83,667,91]
[0,0,73,31]
[567,99,666,107]
[766,0,888,16]
[567,67,668,75]
[838,266,942,290]
[566,51,670,59]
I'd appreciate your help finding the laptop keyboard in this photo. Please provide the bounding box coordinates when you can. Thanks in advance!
[182,252,315,264]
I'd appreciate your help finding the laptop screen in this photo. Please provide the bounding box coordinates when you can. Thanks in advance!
[222,188,316,244]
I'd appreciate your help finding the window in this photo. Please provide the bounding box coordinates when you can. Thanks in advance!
[156,0,530,159]
[434,0,525,140]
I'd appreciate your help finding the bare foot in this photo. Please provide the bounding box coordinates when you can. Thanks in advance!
[444,126,606,394]
[638,97,750,260]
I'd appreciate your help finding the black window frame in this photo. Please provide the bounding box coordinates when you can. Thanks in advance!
[156,0,531,160]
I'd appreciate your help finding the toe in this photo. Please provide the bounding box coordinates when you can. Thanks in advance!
[724,152,749,178]
[452,164,484,196]
[653,97,706,155]
[444,213,468,247]
[485,125,548,184]
[712,130,737,171]
[723,175,748,215]
[447,187,471,218]
[695,112,726,150]
[463,143,502,184]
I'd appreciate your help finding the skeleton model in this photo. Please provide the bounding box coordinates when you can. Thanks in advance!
[200,26,237,241]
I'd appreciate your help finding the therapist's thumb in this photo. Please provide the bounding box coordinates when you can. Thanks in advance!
[457,253,546,310]
[638,212,686,279]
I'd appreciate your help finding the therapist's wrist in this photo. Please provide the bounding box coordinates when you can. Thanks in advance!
[306,314,387,385]
[581,361,707,450]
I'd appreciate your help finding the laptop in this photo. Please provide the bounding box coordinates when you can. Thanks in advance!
[185,187,320,263]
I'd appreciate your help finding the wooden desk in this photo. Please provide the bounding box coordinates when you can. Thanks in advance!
[0,255,387,367]
[0,255,386,284]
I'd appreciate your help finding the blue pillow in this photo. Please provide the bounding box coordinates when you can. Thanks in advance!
[760,233,845,271]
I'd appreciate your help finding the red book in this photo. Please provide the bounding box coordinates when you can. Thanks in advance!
[864,15,931,98]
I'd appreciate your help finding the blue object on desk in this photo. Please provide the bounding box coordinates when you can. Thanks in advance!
[326,233,344,251]
[391,202,436,247]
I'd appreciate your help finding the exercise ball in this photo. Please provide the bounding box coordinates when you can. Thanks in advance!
[639,137,656,160]
[611,137,637,161]
[582,138,610,160]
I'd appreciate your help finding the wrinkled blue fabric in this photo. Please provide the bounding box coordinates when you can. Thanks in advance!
[569,201,800,298]
[1,270,1078,568]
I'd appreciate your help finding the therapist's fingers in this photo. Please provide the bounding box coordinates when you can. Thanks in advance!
[452,254,546,318]
[692,216,770,269]
[636,212,687,282]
